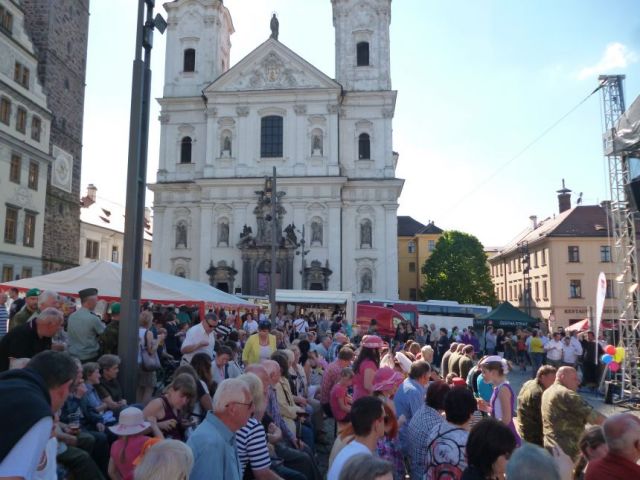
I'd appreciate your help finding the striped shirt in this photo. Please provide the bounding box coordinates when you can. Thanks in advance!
[236,417,271,474]
[215,323,232,340]
[0,305,8,336]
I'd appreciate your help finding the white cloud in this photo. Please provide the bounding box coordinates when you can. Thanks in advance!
[577,42,638,80]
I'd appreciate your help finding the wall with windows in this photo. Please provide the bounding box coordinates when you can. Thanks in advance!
[0,0,53,280]
[397,228,442,301]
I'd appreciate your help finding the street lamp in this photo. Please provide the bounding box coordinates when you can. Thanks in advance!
[295,224,310,289]
[118,0,165,403]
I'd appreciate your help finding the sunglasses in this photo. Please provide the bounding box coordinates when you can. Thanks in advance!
[228,400,254,409]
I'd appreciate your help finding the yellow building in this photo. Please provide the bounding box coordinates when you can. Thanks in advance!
[398,216,443,300]
[489,191,619,329]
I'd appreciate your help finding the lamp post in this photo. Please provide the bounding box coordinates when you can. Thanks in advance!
[269,167,278,323]
[118,0,165,403]
[296,224,310,289]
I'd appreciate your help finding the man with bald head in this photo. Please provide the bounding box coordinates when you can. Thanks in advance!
[541,366,606,459]
[585,413,640,478]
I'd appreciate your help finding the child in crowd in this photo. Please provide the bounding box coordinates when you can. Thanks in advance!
[108,407,163,480]
[330,367,354,432]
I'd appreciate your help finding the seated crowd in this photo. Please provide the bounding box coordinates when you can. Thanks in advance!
[1,287,640,480]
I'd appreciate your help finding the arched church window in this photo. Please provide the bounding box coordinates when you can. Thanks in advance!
[361,268,373,293]
[358,133,370,160]
[175,221,188,248]
[180,136,192,164]
[183,49,196,72]
[357,42,370,66]
[360,219,372,248]
[261,115,283,158]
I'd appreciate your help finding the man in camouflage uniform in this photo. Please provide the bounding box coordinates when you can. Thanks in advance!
[541,366,606,459]
[9,288,40,331]
[99,302,121,355]
[516,365,557,446]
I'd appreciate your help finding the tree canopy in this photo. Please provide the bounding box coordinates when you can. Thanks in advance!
[420,230,497,306]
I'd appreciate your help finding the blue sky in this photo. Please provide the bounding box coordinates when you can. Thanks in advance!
[82,0,640,247]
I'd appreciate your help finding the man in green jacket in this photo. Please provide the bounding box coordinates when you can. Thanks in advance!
[9,288,40,331]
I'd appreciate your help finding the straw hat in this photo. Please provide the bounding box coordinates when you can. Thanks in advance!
[108,407,150,436]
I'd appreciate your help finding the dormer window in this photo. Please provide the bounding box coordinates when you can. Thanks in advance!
[357,42,370,66]
[183,49,195,72]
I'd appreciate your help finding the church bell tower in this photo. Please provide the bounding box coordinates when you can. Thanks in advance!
[331,0,392,91]
[163,0,234,97]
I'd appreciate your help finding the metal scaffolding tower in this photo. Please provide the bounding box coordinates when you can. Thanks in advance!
[599,74,640,403]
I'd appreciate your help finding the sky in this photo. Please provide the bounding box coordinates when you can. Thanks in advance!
[82,0,640,248]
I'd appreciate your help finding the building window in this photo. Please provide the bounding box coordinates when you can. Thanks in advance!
[28,161,38,190]
[2,265,14,282]
[260,116,283,158]
[534,282,539,300]
[4,206,18,244]
[21,267,32,279]
[10,154,20,184]
[428,240,436,252]
[0,7,13,34]
[606,279,614,298]
[542,280,548,299]
[360,219,372,248]
[407,241,416,254]
[147,253,152,268]
[0,97,10,125]
[358,133,370,159]
[600,245,611,263]
[85,239,99,259]
[31,116,41,141]
[408,262,416,273]
[569,279,582,298]
[180,136,192,163]
[356,41,370,66]
[568,246,580,262]
[541,249,547,265]
[111,246,119,262]
[16,107,26,133]
[23,212,36,247]
[183,48,196,72]
[409,288,417,301]
[533,251,539,268]
[14,62,29,89]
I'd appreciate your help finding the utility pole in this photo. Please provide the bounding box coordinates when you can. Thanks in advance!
[118,0,165,403]
[270,166,277,323]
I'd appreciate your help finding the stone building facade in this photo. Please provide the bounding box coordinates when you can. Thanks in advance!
[0,0,52,281]
[150,0,403,299]
[21,0,90,273]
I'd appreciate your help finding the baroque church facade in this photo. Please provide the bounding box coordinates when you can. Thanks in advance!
[150,0,403,299]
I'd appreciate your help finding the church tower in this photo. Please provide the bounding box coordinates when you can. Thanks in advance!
[332,0,392,91]
[163,0,234,97]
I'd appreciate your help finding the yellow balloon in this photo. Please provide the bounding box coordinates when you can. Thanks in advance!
[614,352,623,363]
[615,347,625,361]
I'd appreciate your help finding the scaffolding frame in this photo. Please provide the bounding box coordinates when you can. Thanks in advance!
[599,74,640,403]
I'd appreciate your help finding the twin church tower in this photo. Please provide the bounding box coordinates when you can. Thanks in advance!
[151,0,402,299]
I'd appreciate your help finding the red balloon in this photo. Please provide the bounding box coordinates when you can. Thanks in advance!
[609,361,620,372]
[605,345,616,355]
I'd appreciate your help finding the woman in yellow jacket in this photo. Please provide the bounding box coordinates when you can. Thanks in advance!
[242,320,276,365]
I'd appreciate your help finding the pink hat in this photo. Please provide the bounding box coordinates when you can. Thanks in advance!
[372,367,404,392]
[108,407,150,436]
[361,335,384,349]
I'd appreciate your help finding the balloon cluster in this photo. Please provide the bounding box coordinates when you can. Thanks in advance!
[601,345,625,372]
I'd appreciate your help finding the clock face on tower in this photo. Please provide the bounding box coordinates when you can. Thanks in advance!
[51,146,73,193]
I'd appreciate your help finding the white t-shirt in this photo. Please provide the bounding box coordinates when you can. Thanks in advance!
[181,323,216,364]
[0,416,53,479]
[293,317,308,334]
[243,319,258,335]
[327,440,371,480]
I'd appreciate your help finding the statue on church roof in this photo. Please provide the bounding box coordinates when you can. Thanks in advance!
[270,14,279,41]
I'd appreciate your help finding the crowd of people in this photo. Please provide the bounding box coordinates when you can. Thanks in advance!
[1,287,639,480]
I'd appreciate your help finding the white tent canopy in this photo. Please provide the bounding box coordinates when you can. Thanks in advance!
[0,261,253,309]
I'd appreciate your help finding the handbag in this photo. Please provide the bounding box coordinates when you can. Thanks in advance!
[140,330,161,371]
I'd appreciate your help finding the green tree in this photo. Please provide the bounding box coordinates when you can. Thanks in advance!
[420,230,497,306]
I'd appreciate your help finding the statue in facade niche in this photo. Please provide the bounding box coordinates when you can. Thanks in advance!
[222,136,232,155]
[270,13,279,40]
[312,134,322,155]
[311,221,322,245]
[176,222,187,248]
[361,271,372,293]
[219,222,229,245]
